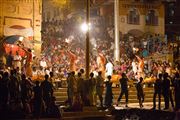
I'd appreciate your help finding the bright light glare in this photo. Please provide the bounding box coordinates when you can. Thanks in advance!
[19,36,24,41]
[81,23,91,32]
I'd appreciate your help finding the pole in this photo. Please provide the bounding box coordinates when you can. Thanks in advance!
[33,0,35,41]
[85,0,90,79]
[114,0,120,61]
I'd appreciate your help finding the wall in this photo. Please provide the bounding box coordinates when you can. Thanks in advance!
[0,0,42,56]
[119,0,165,35]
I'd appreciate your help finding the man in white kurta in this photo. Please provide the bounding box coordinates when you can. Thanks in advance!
[105,61,113,77]
[13,52,22,69]
[132,60,138,75]
[40,58,47,70]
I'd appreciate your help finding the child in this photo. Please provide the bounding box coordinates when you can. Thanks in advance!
[136,77,144,108]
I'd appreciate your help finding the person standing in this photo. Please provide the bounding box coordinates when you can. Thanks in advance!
[152,74,162,110]
[33,81,43,119]
[88,72,96,106]
[41,74,53,110]
[6,51,13,68]
[136,55,145,78]
[132,59,138,75]
[0,72,10,110]
[8,69,21,104]
[67,71,75,107]
[136,77,144,108]
[66,50,77,72]
[40,58,47,70]
[173,72,180,111]
[116,73,129,107]
[104,75,113,108]
[13,51,22,70]
[97,52,106,78]
[105,59,114,77]
[162,72,170,110]
[49,71,55,89]
[21,74,32,114]
[77,72,84,104]
[24,48,33,78]
[96,71,104,107]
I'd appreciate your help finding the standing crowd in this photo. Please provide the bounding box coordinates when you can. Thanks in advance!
[66,67,180,112]
[0,67,61,119]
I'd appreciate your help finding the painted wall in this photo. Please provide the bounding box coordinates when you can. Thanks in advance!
[0,0,42,56]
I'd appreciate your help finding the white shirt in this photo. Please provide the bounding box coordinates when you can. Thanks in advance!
[14,55,21,61]
[40,60,47,68]
[132,61,137,74]
[106,62,113,76]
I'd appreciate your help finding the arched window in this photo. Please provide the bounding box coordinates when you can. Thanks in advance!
[146,10,158,26]
[127,8,140,25]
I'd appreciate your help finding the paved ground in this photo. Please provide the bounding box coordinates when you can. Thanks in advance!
[18,102,179,120]
[113,102,176,112]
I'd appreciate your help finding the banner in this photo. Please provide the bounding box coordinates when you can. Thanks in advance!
[4,26,33,37]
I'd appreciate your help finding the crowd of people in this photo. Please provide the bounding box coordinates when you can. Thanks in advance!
[0,67,61,119]
[40,13,179,81]
[0,48,180,119]
[65,68,180,112]
[0,4,179,119]
[0,63,179,116]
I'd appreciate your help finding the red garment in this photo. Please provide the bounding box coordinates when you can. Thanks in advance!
[67,51,77,71]
[27,52,32,63]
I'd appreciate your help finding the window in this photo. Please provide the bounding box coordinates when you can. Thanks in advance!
[146,10,158,26]
[127,8,140,25]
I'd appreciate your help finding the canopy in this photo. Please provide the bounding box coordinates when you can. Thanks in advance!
[4,35,33,48]
[3,35,33,57]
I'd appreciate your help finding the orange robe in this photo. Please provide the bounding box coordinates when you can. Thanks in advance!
[67,51,77,72]
[97,53,106,78]
[26,52,32,77]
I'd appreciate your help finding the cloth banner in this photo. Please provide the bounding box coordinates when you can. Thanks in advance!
[4,26,33,37]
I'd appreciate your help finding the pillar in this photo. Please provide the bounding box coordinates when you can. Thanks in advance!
[114,0,120,61]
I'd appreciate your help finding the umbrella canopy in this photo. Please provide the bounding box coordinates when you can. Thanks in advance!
[2,35,33,57]
[4,35,21,44]
[4,35,33,49]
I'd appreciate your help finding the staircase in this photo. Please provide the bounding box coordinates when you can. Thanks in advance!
[61,106,113,120]
[55,86,158,120]
[54,86,156,105]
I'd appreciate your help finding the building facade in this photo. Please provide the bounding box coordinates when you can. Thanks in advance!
[97,0,165,37]
[165,0,180,40]
[0,0,42,56]
[119,0,165,36]
[0,0,165,57]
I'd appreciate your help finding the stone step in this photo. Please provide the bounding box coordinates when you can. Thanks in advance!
[55,87,154,92]
[55,94,155,103]
[62,111,110,118]
[62,116,113,120]
[54,87,156,105]
[54,87,154,96]
[54,90,154,96]
[55,91,155,99]
[54,92,67,96]
[55,88,68,92]
[60,106,112,120]
[55,97,163,105]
